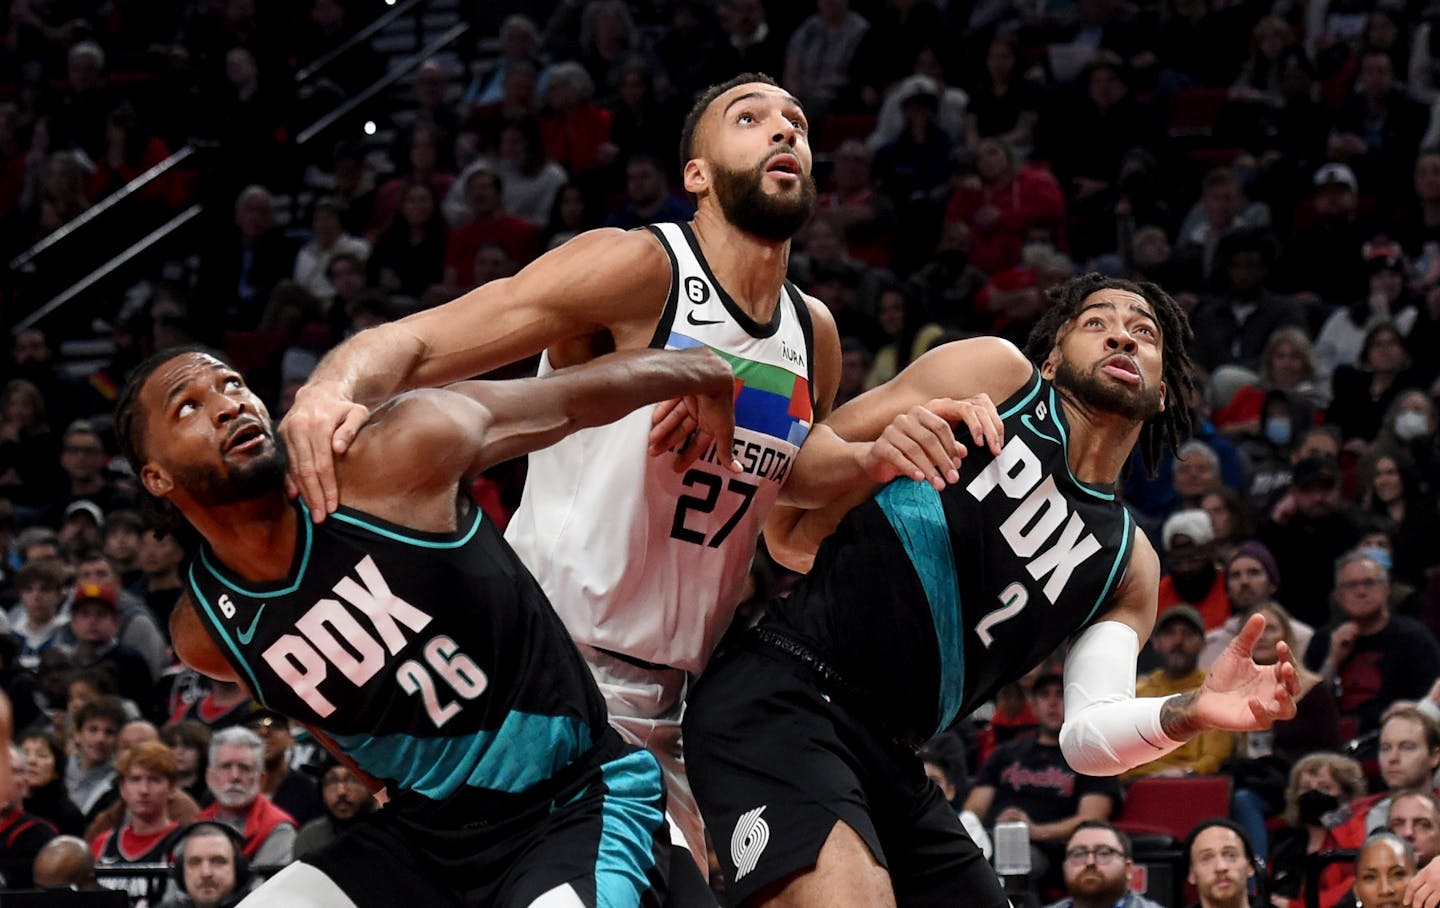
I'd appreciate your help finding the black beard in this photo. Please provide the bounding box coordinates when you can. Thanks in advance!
[1054,356,1163,422]
[711,159,816,242]
[1172,564,1217,602]
[175,434,289,507]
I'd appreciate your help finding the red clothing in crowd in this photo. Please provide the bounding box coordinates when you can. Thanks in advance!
[444,215,541,287]
[1157,572,1231,630]
[539,105,613,176]
[944,166,1066,274]
[197,794,295,859]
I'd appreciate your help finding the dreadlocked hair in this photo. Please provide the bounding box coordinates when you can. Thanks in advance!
[113,344,227,542]
[1022,273,1197,479]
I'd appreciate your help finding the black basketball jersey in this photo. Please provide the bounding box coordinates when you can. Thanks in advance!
[95,823,179,901]
[769,368,1136,740]
[184,499,610,820]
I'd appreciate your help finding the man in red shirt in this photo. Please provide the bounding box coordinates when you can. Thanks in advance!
[442,168,540,292]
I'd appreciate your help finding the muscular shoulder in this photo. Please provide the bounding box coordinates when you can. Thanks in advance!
[905,335,1035,401]
[339,388,486,490]
[530,227,671,315]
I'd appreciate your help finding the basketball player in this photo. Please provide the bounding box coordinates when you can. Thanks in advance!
[279,72,1004,869]
[682,274,1301,908]
[115,344,744,907]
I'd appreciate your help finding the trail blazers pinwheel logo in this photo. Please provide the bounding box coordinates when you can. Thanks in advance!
[731,805,770,881]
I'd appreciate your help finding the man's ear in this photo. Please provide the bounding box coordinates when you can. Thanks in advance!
[683,158,709,198]
[1159,381,1167,413]
[1040,353,1058,380]
[140,463,172,499]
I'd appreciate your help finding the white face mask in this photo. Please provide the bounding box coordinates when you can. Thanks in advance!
[1394,409,1431,441]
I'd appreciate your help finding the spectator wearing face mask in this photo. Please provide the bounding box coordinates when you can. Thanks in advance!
[1270,753,1368,903]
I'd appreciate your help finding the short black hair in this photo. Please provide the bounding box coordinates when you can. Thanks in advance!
[1024,273,1197,478]
[1183,818,1256,873]
[115,344,222,474]
[678,72,779,174]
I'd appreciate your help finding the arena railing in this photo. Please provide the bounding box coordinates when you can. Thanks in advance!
[12,203,203,335]
[295,21,469,147]
[294,0,427,85]
[8,145,196,274]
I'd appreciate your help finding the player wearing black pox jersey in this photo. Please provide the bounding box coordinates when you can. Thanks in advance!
[684,275,1303,908]
[114,344,741,908]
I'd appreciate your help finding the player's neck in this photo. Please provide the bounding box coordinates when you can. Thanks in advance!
[189,491,299,586]
[1055,395,1142,486]
[690,209,790,317]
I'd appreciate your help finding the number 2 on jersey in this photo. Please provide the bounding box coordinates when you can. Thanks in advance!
[975,582,1029,648]
[670,469,757,548]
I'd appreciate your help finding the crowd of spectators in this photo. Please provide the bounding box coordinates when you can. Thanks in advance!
[2,0,1440,904]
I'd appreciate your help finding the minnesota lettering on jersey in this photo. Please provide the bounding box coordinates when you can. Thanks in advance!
[697,436,794,484]
[259,555,489,727]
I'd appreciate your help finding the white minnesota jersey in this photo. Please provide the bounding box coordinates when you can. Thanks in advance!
[505,221,817,672]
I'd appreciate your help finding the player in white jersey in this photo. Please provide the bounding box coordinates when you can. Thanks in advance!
[281,73,1001,876]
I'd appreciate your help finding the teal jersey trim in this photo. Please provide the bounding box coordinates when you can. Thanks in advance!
[186,564,266,702]
[328,711,593,799]
[999,370,1044,419]
[595,749,665,907]
[329,507,484,549]
[199,514,315,598]
[1082,508,1134,626]
[1047,386,1116,501]
[875,479,965,735]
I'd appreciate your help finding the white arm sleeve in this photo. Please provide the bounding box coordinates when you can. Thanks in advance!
[1058,620,1187,777]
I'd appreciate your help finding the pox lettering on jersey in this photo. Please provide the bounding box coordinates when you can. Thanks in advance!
[964,433,1103,605]
[257,555,489,726]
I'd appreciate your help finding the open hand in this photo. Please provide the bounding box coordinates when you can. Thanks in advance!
[278,381,371,522]
[1193,613,1300,731]
[863,396,1004,490]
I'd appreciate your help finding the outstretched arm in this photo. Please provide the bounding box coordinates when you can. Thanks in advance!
[1058,534,1299,776]
[281,228,671,520]
[346,347,738,502]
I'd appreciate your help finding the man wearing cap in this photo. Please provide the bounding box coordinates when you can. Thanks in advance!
[1304,550,1440,734]
[1259,455,1362,627]
[1276,163,1371,310]
[963,670,1122,888]
[1158,509,1230,631]
[72,549,167,679]
[1126,605,1234,778]
[245,710,322,826]
[59,500,105,552]
[1200,542,1313,668]
[64,582,154,713]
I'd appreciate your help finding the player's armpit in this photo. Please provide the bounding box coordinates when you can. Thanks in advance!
[171,595,241,683]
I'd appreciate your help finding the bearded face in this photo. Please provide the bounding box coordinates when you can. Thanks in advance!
[710,154,817,242]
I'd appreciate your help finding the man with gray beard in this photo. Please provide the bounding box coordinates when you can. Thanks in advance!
[195,728,295,867]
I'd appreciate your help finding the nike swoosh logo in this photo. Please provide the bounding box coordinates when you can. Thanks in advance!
[237,605,265,645]
[687,312,723,326]
[1021,414,1059,444]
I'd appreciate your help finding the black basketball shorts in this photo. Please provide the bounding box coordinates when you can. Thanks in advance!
[683,639,1007,908]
